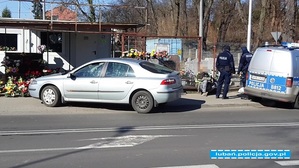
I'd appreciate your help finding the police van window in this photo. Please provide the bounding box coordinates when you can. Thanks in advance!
[270,53,291,73]
[250,49,272,71]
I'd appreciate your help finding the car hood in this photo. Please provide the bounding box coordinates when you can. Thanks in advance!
[35,73,67,81]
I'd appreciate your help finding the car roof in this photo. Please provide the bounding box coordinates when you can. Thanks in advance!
[91,57,146,64]
[257,46,299,52]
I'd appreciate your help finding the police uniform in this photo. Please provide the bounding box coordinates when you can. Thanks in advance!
[237,47,252,88]
[216,45,235,99]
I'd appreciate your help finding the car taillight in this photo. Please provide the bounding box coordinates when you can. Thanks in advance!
[246,72,249,80]
[161,79,176,85]
[286,77,293,87]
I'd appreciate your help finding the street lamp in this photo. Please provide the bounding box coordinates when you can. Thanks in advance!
[247,0,252,52]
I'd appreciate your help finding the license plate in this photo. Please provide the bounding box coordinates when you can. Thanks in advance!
[251,75,265,81]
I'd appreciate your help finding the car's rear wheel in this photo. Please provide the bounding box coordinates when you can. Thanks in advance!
[131,91,154,114]
[41,86,61,107]
[293,94,299,109]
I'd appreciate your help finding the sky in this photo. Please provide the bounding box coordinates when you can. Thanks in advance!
[0,0,34,19]
[0,0,117,19]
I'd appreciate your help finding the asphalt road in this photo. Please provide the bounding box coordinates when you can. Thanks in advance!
[1,97,299,168]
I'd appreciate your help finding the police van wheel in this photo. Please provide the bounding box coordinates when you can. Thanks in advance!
[293,94,299,109]
[248,95,261,102]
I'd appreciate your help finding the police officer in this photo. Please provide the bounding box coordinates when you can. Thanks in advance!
[237,46,253,93]
[216,45,235,99]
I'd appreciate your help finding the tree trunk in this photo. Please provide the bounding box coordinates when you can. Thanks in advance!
[181,0,188,36]
[216,1,236,44]
[235,0,247,25]
[281,0,297,42]
[147,0,158,35]
[203,0,213,50]
[253,0,269,49]
[174,0,180,36]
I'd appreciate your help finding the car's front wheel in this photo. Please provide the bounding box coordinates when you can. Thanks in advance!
[131,91,154,114]
[41,86,61,107]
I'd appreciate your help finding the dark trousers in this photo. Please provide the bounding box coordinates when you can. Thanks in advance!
[240,71,246,87]
[216,71,231,98]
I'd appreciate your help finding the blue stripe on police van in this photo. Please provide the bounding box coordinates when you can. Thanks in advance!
[247,73,288,93]
[210,149,291,159]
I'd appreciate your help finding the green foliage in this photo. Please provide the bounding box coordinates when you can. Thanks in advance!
[2,7,11,18]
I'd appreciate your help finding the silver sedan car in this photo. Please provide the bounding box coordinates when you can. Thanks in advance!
[29,58,183,113]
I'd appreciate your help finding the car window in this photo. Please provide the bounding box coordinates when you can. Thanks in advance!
[74,62,105,77]
[105,62,135,77]
[140,61,173,74]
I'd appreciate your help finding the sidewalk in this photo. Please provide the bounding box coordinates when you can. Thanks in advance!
[182,86,262,108]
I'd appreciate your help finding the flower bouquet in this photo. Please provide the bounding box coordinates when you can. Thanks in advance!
[4,76,19,97]
[3,76,30,97]
[17,77,30,97]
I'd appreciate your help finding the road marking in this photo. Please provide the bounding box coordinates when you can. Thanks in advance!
[153,165,219,168]
[0,135,169,154]
[77,135,173,149]
[1,122,299,136]
[275,160,299,166]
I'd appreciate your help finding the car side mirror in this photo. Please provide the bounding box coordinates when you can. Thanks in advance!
[68,73,76,80]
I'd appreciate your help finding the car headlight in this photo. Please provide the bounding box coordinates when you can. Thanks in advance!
[30,79,38,85]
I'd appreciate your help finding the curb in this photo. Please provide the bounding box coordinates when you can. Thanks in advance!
[201,102,262,108]
[184,86,240,94]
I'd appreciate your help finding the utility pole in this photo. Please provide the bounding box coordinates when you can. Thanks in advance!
[43,0,46,20]
[198,0,203,72]
[18,0,20,18]
[247,0,252,51]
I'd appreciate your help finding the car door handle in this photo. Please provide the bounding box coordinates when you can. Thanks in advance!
[125,81,133,84]
[90,80,98,84]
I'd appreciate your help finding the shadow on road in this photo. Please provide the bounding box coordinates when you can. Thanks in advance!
[154,98,205,113]
[64,98,205,113]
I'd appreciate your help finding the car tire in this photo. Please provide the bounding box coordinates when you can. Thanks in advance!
[131,91,154,114]
[248,95,261,102]
[293,94,299,109]
[41,85,61,107]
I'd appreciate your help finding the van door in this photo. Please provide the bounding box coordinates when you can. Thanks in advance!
[247,48,273,91]
[266,50,292,94]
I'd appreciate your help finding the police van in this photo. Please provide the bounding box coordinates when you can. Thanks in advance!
[245,43,299,108]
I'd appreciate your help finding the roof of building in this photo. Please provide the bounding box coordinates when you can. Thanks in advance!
[0,18,144,33]
[45,5,77,21]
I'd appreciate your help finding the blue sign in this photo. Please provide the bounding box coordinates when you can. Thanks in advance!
[247,73,287,93]
[210,149,291,159]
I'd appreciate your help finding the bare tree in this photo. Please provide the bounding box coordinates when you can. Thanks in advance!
[213,0,237,44]
[55,0,299,49]
[253,0,270,49]
[281,0,297,42]
[73,0,96,22]
[202,0,214,50]
[147,0,158,35]
[181,0,188,36]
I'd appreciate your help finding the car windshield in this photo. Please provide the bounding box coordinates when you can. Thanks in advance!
[73,62,105,77]
[140,62,173,74]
